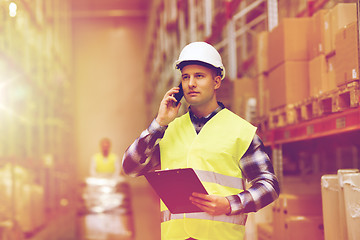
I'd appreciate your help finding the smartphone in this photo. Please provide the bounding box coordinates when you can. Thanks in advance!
[173,83,183,106]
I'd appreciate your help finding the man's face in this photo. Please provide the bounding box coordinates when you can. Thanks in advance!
[100,139,111,155]
[181,64,221,107]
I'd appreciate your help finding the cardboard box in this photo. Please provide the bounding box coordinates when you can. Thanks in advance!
[323,10,332,55]
[233,77,257,121]
[284,216,324,240]
[326,54,337,91]
[257,223,273,240]
[268,18,311,71]
[309,10,328,60]
[343,173,360,240]
[330,3,357,53]
[257,73,270,117]
[278,193,323,217]
[273,193,323,240]
[321,174,341,240]
[309,54,328,96]
[255,31,269,74]
[335,21,359,86]
[268,61,309,109]
[272,199,284,240]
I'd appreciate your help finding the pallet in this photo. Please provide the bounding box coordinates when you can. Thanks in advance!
[268,105,295,129]
[255,116,270,132]
[317,81,359,116]
[260,81,360,129]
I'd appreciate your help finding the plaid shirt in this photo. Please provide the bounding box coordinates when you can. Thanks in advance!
[122,104,280,214]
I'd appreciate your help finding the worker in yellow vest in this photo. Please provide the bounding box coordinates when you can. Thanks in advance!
[90,137,120,178]
[122,42,280,240]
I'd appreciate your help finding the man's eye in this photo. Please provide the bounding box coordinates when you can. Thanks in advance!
[196,74,204,78]
[182,75,189,80]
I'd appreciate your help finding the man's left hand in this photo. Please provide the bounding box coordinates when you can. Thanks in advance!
[190,192,231,216]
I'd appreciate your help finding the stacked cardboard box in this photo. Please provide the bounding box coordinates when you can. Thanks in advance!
[233,77,257,122]
[257,222,273,240]
[268,18,311,70]
[309,3,357,96]
[267,17,311,110]
[329,3,357,54]
[308,8,334,96]
[257,74,270,118]
[335,21,359,86]
[255,31,269,75]
[308,10,327,60]
[309,54,329,96]
[272,193,324,240]
[260,3,358,112]
[268,61,309,110]
[254,31,269,120]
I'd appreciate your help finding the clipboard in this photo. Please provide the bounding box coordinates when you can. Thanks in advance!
[144,168,208,214]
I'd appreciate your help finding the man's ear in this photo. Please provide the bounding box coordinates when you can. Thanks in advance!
[214,76,221,90]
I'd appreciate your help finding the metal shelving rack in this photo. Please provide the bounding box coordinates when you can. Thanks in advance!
[0,0,76,237]
[144,0,270,121]
[144,0,360,189]
[260,107,360,147]
[257,0,360,188]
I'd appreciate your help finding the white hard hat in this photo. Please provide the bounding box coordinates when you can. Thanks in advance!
[174,42,226,80]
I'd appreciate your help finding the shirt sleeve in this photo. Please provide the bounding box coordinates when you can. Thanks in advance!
[226,134,280,215]
[122,119,167,177]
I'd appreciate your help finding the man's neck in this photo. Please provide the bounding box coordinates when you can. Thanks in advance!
[190,101,219,118]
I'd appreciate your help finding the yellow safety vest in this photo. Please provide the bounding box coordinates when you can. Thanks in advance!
[159,109,257,240]
[94,153,117,174]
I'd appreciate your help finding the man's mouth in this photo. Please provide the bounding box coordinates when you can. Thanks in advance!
[188,91,199,95]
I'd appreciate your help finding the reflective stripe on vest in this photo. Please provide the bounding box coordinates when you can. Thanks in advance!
[195,169,245,190]
[161,210,247,225]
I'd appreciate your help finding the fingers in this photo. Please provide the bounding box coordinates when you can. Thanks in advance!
[162,87,180,104]
[190,196,215,214]
[166,86,180,97]
[189,193,211,207]
[191,192,209,199]
[156,87,182,126]
[189,193,231,216]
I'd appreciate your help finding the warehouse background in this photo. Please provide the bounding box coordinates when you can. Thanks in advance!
[0,0,360,239]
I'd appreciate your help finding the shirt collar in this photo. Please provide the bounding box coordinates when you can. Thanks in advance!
[189,102,225,125]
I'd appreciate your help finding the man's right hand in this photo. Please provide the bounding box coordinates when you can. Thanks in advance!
[155,87,182,126]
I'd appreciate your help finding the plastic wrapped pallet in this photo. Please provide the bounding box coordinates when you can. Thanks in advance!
[342,173,360,240]
[337,169,359,240]
[321,174,340,240]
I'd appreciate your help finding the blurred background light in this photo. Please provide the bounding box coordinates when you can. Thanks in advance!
[9,2,17,17]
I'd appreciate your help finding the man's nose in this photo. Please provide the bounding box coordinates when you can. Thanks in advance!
[188,76,196,87]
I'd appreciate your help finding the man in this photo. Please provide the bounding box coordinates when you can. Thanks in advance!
[90,137,120,178]
[122,42,280,240]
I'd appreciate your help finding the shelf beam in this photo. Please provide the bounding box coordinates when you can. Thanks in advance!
[260,107,360,146]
